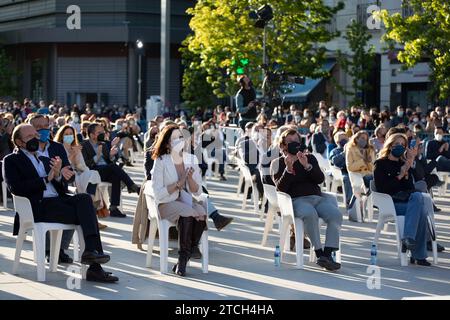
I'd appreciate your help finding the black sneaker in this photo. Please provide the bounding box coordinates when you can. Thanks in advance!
[191,246,202,259]
[410,257,432,266]
[427,241,445,252]
[110,208,127,218]
[213,215,233,231]
[316,256,341,271]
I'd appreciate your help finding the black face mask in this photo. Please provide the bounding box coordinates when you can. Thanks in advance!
[97,133,105,142]
[24,137,39,152]
[287,141,305,155]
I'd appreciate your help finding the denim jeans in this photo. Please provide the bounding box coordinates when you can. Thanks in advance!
[342,173,353,206]
[292,195,342,250]
[393,192,428,260]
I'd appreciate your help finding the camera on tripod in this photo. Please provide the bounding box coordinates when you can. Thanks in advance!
[262,64,305,85]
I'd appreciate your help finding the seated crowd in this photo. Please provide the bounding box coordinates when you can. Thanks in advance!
[0,98,448,282]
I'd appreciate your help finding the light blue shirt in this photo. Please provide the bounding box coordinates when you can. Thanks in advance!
[22,149,59,198]
[89,140,108,166]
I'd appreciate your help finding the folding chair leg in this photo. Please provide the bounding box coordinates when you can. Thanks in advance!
[201,231,208,273]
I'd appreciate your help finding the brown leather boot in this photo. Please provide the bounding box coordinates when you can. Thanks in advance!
[172,216,194,276]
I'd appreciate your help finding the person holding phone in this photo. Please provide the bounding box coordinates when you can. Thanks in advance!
[270,128,343,271]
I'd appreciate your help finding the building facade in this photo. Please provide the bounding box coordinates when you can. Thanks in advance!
[0,0,193,108]
[325,0,432,111]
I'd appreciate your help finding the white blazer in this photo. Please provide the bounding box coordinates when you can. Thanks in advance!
[150,152,203,204]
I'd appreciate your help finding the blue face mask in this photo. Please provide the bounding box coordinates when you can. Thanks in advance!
[339,139,348,148]
[63,135,75,145]
[391,144,406,158]
[38,129,50,143]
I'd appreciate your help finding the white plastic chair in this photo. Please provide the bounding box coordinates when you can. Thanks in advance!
[261,184,280,246]
[277,191,342,269]
[312,153,333,192]
[2,160,8,209]
[348,172,373,222]
[329,166,347,207]
[98,182,123,212]
[12,195,87,282]
[202,149,220,179]
[435,171,449,196]
[370,180,438,266]
[144,182,208,274]
[236,158,260,214]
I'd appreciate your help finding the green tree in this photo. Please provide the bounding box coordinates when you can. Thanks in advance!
[336,19,376,106]
[180,38,216,111]
[0,48,17,98]
[182,0,344,101]
[380,0,450,100]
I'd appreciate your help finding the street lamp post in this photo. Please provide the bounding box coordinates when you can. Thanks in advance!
[136,40,144,107]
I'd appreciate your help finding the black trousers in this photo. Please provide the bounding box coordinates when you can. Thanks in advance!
[39,194,102,253]
[95,163,135,206]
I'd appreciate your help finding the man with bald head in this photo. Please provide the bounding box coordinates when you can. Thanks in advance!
[4,124,118,283]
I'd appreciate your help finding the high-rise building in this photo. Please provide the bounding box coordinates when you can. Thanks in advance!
[0,0,193,109]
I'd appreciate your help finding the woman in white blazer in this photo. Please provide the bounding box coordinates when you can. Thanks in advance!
[150,124,207,276]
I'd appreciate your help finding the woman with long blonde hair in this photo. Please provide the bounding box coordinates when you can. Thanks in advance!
[374,133,431,266]
[345,130,375,187]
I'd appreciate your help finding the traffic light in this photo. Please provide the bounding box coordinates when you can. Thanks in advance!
[231,58,249,75]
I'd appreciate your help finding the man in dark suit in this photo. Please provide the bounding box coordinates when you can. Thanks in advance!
[81,123,140,217]
[28,114,74,263]
[4,124,118,283]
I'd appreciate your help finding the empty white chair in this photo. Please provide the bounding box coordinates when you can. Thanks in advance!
[236,158,260,214]
[12,195,87,282]
[261,184,280,246]
[277,191,342,269]
[370,181,438,266]
[144,182,208,274]
[202,149,220,179]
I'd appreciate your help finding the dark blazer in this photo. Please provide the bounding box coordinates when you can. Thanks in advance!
[4,148,69,235]
[81,139,113,169]
[46,140,71,169]
[426,139,450,161]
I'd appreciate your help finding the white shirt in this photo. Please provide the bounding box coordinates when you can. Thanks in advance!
[22,148,59,198]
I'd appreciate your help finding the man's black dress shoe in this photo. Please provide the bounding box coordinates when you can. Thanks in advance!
[86,269,119,283]
[81,251,110,265]
[110,208,127,218]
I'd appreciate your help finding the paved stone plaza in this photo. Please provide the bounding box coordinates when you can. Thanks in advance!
[0,156,449,300]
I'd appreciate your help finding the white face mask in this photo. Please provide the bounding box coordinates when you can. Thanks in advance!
[435,134,444,142]
[171,138,184,153]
